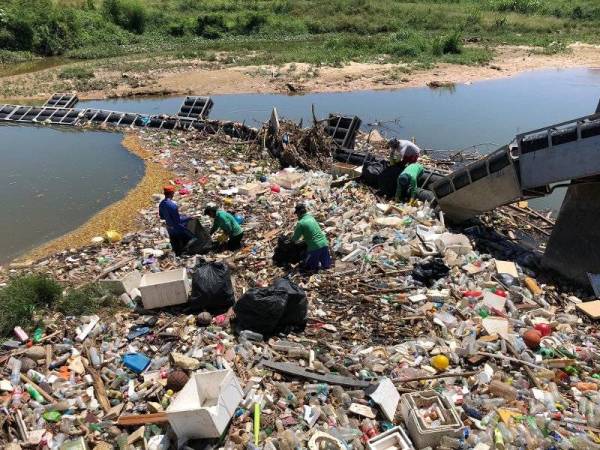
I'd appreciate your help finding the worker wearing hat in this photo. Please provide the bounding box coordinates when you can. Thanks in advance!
[159,185,194,256]
[291,204,331,273]
[204,205,244,251]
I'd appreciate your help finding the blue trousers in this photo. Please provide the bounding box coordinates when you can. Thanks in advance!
[302,246,332,272]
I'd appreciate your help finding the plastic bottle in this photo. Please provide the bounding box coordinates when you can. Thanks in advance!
[161,389,174,408]
[26,384,46,403]
[88,346,101,368]
[489,380,518,401]
[12,386,23,407]
[239,330,264,342]
[27,369,47,384]
[10,358,22,386]
[275,382,298,407]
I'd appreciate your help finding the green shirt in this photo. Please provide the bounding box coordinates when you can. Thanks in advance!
[398,163,424,199]
[292,213,329,252]
[210,210,242,238]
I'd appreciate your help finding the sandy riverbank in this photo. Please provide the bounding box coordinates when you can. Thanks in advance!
[2,44,600,103]
[14,133,173,265]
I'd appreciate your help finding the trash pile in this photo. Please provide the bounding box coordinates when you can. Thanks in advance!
[2,127,600,450]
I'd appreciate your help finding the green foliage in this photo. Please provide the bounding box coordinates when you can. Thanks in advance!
[432,30,463,56]
[59,65,95,79]
[195,14,227,39]
[56,283,117,316]
[0,274,62,336]
[490,0,543,14]
[102,0,147,34]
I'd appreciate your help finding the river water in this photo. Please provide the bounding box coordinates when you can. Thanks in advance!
[0,126,144,263]
[1,68,599,262]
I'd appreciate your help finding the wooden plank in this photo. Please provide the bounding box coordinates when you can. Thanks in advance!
[261,360,371,388]
[117,412,168,426]
[20,374,56,404]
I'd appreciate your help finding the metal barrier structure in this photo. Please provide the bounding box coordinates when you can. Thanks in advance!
[326,114,361,150]
[44,93,79,108]
[177,96,213,120]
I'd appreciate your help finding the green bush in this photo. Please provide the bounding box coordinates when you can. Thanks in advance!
[0,274,62,336]
[491,0,543,14]
[102,0,147,34]
[385,31,428,58]
[59,66,95,79]
[432,30,463,55]
[57,283,116,316]
[195,14,227,39]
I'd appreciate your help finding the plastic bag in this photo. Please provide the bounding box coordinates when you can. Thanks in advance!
[273,234,307,267]
[412,258,450,287]
[184,219,213,255]
[190,260,235,314]
[234,288,287,336]
[273,278,308,332]
[234,277,308,336]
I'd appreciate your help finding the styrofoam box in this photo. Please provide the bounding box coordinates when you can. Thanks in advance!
[400,390,464,449]
[368,426,414,450]
[100,270,142,295]
[167,369,243,439]
[139,268,190,309]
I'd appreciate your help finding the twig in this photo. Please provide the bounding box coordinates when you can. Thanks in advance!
[393,371,477,383]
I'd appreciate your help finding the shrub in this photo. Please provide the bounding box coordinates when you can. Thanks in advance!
[234,12,268,35]
[0,274,62,336]
[386,31,428,58]
[57,283,116,316]
[432,30,462,56]
[491,0,543,14]
[102,0,147,34]
[195,14,227,39]
[59,66,95,79]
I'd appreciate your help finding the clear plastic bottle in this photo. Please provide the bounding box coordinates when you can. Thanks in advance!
[89,346,101,368]
[275,382,298,407]
[10,358,22,386]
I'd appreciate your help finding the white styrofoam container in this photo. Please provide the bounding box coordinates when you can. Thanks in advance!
[167,369,243,439]
[400,390,464,449]
[367,426,414,450]
[139,268,190,309]
[100,270,142,295]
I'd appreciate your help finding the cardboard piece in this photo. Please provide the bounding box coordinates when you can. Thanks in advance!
[482,317,509,339]
[482,291,507,311]
[349,403,377,419]
[369,378,400,422]
[576,300,600,319]
[495,260,519,278]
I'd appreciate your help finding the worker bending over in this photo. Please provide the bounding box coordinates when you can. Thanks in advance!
[204,205,244,251]
[159,185,194,256]
[292,204,331,273]
[396,162,425,203]
[389,138,421,166]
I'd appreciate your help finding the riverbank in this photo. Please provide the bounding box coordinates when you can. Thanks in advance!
[2,44,600,102]
[13,133,173,265]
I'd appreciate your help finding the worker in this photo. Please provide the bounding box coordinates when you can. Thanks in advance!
[159,185,194,256]
[292,204,331,273]
[204,205,244,251]
[389,138,421,165]
[396,162,425,203]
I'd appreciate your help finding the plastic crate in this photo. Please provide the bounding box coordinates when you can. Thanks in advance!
[139,268,190,309]
[400,390,464,449]
[167,369,243,439]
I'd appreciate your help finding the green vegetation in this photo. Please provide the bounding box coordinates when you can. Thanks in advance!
[0,274,116,336]
[0,0,599,67]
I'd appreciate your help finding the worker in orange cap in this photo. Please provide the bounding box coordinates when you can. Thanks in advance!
[159,185,193,256]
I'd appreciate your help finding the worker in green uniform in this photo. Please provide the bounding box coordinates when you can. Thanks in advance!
[291,204,331,272]
[396,162,425,203]
[204,205,244,251]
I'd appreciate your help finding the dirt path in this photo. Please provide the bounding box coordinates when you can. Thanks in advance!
[2,44,600,102]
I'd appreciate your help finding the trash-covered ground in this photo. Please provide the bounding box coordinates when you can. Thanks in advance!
[1,126,599,450]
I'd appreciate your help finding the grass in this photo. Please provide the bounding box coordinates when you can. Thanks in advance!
[0,274,117,336]
[1,0,599,67]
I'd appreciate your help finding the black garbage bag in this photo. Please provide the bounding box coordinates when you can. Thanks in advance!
[234,277,308,336]
[184,219,213,255]
[272,278,308,332]
[412,258,450,287]
[361,160,387,188]
[273,235,307,267]
[378,164,405,198]
[190,260,235,314]
[234,287,287,336]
